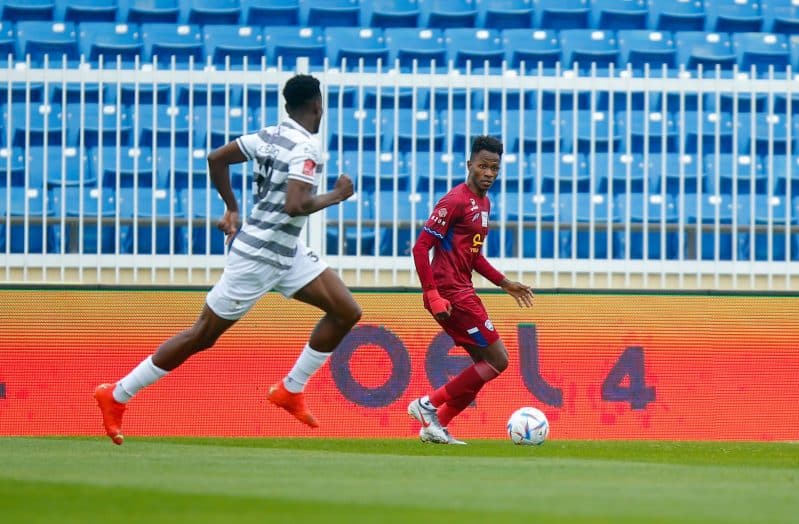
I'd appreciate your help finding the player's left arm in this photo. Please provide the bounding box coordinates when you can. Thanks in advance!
[284,142,354,216]
[473,254,534,308]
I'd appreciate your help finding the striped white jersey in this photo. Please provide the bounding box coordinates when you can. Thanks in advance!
[232,117,324,270]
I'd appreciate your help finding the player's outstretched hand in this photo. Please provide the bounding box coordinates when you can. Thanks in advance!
[333,174,355,202]
[217,209,241,245]
[501,280,534,308]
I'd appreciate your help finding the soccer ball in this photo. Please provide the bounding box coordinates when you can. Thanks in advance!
[507,407,549,446]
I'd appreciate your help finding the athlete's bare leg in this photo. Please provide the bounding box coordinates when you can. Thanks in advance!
[152,304,238,371]
[292,268,362,352]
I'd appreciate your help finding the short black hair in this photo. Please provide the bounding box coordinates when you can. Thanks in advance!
[470,135,503,158]
[283,74,321,112]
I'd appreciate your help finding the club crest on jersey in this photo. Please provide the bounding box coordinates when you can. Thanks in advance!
[484,319,494,331]
[469,198,479,211]
[302,159,316,178]
[438,208,448,218]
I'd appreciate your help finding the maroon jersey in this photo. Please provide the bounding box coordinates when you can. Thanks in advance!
[423,183,491,299]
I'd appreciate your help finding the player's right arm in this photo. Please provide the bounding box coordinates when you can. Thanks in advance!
[412,194,458,320]
[207,141,247,242]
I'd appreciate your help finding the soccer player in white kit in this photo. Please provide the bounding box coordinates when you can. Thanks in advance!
[94,74,362,444]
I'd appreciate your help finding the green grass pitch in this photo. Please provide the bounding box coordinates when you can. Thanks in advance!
[0,437,796,523]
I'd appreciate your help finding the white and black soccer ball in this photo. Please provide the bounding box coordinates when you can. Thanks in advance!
[507,407,549,446]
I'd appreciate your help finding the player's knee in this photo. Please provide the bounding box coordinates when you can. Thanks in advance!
[339,302,362,329]
[492,353,509,373]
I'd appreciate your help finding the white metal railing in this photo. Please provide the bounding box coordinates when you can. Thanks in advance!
[2,57,799,289]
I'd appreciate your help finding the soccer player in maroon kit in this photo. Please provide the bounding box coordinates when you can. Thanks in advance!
[407,135,535,445]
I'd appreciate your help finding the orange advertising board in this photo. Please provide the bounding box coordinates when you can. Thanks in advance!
[0,288,797,441]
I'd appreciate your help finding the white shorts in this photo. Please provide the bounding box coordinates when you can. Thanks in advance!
[206,240,328,320]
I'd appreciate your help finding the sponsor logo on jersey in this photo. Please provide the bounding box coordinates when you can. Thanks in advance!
[302,159,316,178]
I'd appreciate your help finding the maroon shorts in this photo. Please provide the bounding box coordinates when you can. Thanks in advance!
[426,292,500,348]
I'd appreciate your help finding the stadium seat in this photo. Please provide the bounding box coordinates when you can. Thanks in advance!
[135,103,194,147]
[529,152,592,193]
[771,154,799,195]
[618,110,680,153]
[559,29,619,72]
[648,0,706,31]
[441,108,504,155]
[516,109,560,153]
[0,0,54,21]
[646,153,702,195]
[179,186,241,254]
[616,30,678,73]
[193,105,250,148]
[560,109,622,153]
[375,189,425,256]
[497,191,556,258]
[444,28,504,71]
[761,0,799,33]
[160,146,209,190]
[0,147,27,187]
[0,21,13,67]
[203,25,266,68]
[591,0,648,30]
[325,190,376,256]
[94,146,167,188]
[382,107,444,152]
[593,152,646,194]
[241,0,299,26]
[732,32,791,74]
[704,0,764,32]
[58,0,118,22]
[324,27,389,70]
[478,0,535,29]
[735,193,788,260]
[613,192,680,259]
[684,192,735,260]
[419,0,478,28]
[0,186,52,253]
[25,145,94,187]
[183,0,243,25]
[502,29,562,71]
[67,102,132,148]
[15,20,79,66]
[683,110,737,154]
[301,0,361,27]
[78,22,144,67]
[703,153,769,195]
[737,111,792,156]
[124,0,180,24]
[363,0,420,28]
[384,28,446,71]
[118,186,185,254]
[141,23,204,67]
[553,192,611,259]
[675,31,736,72]
[536,0,591,30]
[335,150,408,192]
[406,151,466,192]
[263,26,326,69]
[7,102,68,147]
[326,107,382,150]
[48,185,116,253]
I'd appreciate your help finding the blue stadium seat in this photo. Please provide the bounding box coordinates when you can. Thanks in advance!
[559,29,619,72]
[48,185,116,253]
[732,32,791,74]
[683,110,737,154]
[593,152,646,194]
[193,106,250,148]
[179,186,241,254]
[0,147,27,186]
[419,0,478,28]
[737,111,793,156]
[336,150,408,192]
[478,0,534,29]
[618,109,680,153]
[560,109,622,153]
[135,103,194,147]
[302,0,361,27]
[26,145,95,187]
[762,0,799,33]
[384,28,446,71]
[442,108,503,155]
[93,145,167,188]
[363,0,420,27]
[704,0,764,32]
[326,107,382,150]
[160,146,209,190]
[703,153,769,195]
[497,191,556,258]
[516,109,559,153]
[613,192,680,259]
[444,28,504,71]
[646,153,702,195]
[0,0,54,21]
[0,186,51,253]
[6,102,68,146]
[383,107,445,152]
[183,0,242,25]
[536,0,591,30]
[203,25,266,68]
[735,193,788,260]
[124,0,180,24]
[407,151,466,192]
[675,31,736,72]
[684,192,735,260]
[67,102,132,148]
[771,154,799,195]
[648,0,705,31]
[0,21,14,66]
[591,0,648,30]
[324,27,389,70]
[553,192,611,259]
[502,29,562,70]
[57,0,118,22]
[141,23,204,67]
[78,22,144,67]
[16,21,79,66]
[375,189,424,256]
[177,84,243,109]
[118,186,185,254]
[529,152,592,193]
[326,191,376,256]
[263,26,326,69]
[616,30,677,72]
[241,0,298,26]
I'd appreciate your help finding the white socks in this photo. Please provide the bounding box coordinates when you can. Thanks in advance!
[283,344,330,393]
[113,355,169,403]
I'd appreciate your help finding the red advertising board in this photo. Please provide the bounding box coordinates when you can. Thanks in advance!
[0,288,797,440]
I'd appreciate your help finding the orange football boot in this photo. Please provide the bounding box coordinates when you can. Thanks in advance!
[93,383,126,445]
[267,381,319,428]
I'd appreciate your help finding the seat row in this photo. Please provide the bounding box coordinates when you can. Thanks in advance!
[3,21,799,74]
[2,0,798,34]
